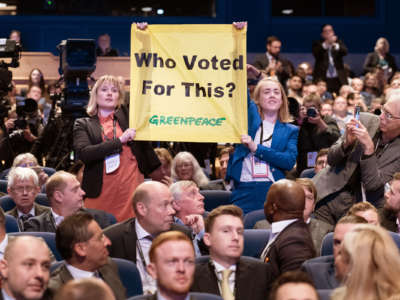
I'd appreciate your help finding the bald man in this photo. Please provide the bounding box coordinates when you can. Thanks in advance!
[55,278,115,300]
[103,181,192,295]
[260,179,316,278]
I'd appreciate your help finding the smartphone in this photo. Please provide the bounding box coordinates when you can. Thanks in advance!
[354,106,361,128]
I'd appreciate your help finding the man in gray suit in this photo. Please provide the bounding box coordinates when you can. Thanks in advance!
[49,212,125,300]
[6,167,50,231]
[301,215,367,289]
[313,96,400,224]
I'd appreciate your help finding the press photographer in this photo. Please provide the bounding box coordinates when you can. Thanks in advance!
[296,93,341,176]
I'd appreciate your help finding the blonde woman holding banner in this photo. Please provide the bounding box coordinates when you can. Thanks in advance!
[226,65,299,213]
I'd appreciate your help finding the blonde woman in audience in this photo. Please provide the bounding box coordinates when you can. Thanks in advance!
[171,151,209,188]
[154,147,173,186]
[332,224,400,300]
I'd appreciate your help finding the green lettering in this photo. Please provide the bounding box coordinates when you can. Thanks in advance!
[174,117,180,125]
[149,115,159,125]
[167,116,173,125]
[209,118,216,126]
[195,118,202,126]
[216,117,226,126]
[160,115,166,125]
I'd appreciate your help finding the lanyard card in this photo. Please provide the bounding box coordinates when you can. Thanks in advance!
[251,155,269,178]
[105,153,120,174]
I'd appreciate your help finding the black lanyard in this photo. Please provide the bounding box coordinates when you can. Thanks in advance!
[137,239,148,268]
[260,122,273,145]
[100,118,117,141]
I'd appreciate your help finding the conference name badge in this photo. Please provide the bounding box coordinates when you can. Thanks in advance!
[251,156,268,178]
[105,154,120,174]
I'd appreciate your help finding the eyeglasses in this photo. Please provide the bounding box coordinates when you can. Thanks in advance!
[17,162,36,168]
[382,107,400,120]
[11,186,37,194]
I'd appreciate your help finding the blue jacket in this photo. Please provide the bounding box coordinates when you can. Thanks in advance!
[226,96,299,184]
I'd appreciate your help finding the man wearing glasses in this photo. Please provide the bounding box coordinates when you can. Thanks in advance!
[6,167,50,231]
[312,96,400,225]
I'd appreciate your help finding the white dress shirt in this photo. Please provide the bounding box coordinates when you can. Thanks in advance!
[212,259,237,295]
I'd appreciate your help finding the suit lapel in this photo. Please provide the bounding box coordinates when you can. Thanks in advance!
[123,219,137,263]
[59,264,74,283]
[234,258,251,300]
[201,261,221,295]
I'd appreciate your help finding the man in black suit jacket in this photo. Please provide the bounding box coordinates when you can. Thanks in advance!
[301,215,367,289]
[261,179,316,278]
[252,36,294,87]
[6,167,50,231]
[191,205,272,300]
[24,171,112,232]
[312,24,348,93]
[104,181,192,295]
[49,212,125,300]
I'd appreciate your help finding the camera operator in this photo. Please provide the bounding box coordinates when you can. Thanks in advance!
[296,93,340,176]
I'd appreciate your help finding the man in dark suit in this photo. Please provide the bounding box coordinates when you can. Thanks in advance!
[103,181,191,295]
[0,235,52,300]
[54,278,116,300]
[135,231,198,300]
[301,215,367,290]
[6,167,50,231]
[48,212,125,300]
[24,171,111,232]
[252,36,294,87]
[260,179,316,278]
[191,205,272,300]
[312,24,348,93]
[313,97,400,225]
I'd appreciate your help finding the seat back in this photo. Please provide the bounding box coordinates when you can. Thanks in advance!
[128,293,223,300]
[5,215,19,233]
[9,231,62,261]
[0,193,50,211]
[243,229,270,258]
[200,190,231,212]
[0,180,7,194]
[243,209,266,229]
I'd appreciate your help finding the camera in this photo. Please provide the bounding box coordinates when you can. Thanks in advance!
[306,107,317,118]
[14,98,38,130]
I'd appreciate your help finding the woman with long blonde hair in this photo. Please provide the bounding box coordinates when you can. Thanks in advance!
[332,224,400,300]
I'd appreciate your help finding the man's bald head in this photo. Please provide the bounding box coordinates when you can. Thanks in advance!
[264,179,305,223]
[132,181,168,214]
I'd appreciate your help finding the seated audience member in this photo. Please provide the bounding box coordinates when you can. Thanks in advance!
[345,202,380,225]
[302,82,318,98]
[141,231,196,300]
[24,171,111,232]
[287,75,304,101]
[6,167,50,231]
[331,224,400,300]
[170,180,207,256]
[346,92,367,114]
[12,152,49,188]
[297,62,313,83]
[0,208,8,259]
[380,172,400,232]
[313,95,400,225]
[96,34,118,57]
[154,147,173,186]
[49,213,125,300]
[103,181,191,294]
[203,146,234,191]
[297,94,340,175]
[314,148,329,175]
[332,96,352,135]
[316,79,333,102]
[0,236,52,300]
[55,278,115,300]
[320,101,333,117]
[338,85,352,99]
[191,205,272,300]
[171,152,209,188]
[351,77,372,107]
[260,180,315,278]
[301,215,367,290]
[269,271,319,300]
[9,29,22,47]
[363,72,381,98]
[255,178,332,255]
[369,97,383,115]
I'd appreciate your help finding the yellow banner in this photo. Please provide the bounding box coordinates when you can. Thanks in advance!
[130,24,247,143]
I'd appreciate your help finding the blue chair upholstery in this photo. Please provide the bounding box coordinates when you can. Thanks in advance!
[9,231,62,261]
[0,167,56,180]
[299,168,316,178]
[128,293,223,300]
[112,258,143,297]
[105,212,117,225]
[321,231,400,256]
[0,180,7,194]
[200,190,231,212]
[243,229,270,258]
[5,215,19,233]
[51,258,143,298]
[0,193,49,211]
[318,289,333,300]
[243,209,266,229]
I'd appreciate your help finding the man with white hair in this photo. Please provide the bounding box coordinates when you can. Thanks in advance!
[6,167,50,231]
[313,96,400,224]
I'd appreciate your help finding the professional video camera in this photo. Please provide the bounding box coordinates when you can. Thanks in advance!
[32,39,96,170]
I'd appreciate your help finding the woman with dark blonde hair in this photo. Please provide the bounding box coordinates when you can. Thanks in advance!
[226,71,299,213]
[73,75,161,221]
[332,224,400,300]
